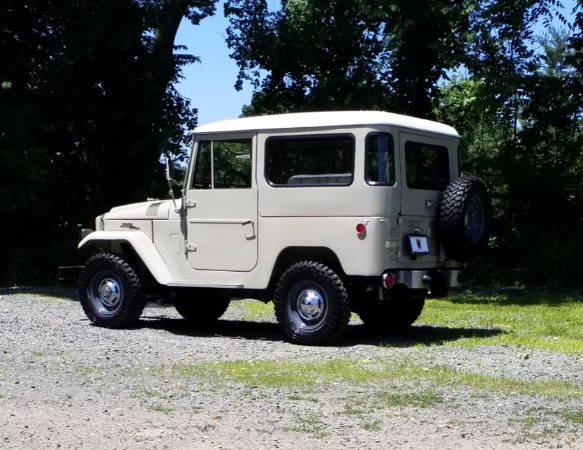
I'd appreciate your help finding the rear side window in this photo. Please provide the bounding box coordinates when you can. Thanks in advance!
[405,142,450,190]
[366,133,395,186]
[265,135,354,186]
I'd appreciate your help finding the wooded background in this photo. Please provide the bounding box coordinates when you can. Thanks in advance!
[1,0,582,288]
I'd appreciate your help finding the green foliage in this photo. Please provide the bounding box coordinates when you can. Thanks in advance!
[225,0,470,117]
[563,410,583,425]
[0,0,217,284]
[437,20,583,287]
[226,0,582,287]
[1,0,581,289]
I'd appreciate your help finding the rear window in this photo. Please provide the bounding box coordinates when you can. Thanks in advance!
[265,135,354,186]
[405,142,450,190]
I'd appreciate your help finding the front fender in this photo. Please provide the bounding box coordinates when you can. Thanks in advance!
[79,231,174,285]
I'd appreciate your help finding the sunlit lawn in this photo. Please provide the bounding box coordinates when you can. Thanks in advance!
[419,291,583,355]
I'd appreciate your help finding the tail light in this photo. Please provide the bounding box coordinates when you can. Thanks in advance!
[382,272,397,289]
[356,222,367,235]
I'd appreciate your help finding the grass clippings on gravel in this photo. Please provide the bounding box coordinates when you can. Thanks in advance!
[170,357,583,398]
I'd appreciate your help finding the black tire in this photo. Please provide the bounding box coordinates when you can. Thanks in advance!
[274,261,351,346]
[79,253,146,328]
[355,285,424,331]
[173,290,230,326]
[440,176,492,262]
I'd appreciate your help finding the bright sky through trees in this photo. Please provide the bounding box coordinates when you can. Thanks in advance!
[174,11,252,125]
[175,0,577,125]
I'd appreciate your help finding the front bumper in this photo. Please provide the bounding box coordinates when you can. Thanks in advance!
[58,266,82,282]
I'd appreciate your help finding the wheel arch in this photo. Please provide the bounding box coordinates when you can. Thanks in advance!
[79,231,174,285]
[270,246,344,285]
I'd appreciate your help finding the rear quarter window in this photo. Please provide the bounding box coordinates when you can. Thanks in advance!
[366,132,395,186]
[265,135,354,186]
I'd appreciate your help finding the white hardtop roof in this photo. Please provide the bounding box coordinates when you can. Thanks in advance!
[194,111,459,138]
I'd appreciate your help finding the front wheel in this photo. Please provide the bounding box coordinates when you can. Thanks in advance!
[79,253,146,328]
[274,261,351,345]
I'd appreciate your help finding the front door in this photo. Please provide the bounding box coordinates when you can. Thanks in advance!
[185,135,257,272]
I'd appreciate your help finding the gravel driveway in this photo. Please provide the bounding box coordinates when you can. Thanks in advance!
[1,289,582,449]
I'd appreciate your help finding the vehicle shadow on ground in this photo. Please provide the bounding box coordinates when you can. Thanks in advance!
[137,314,503,348]
[343,324,503,348]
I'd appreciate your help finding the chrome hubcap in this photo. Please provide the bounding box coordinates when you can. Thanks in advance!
[296,289,325,322]
[97,278,122,308]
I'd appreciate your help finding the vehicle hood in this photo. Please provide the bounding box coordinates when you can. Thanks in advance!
[104,199,181,220]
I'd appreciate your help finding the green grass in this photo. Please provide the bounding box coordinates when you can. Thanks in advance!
[376,391,443,408]
[361,419,382,431]
[143,291,583,420]
[283,412,328,438]
[75,365,96,374]
[343,390,442,418]
[507,407,579,446]
[563,410,583,425]
[146,404,175,414]
[170,357,583,398]
[238,300,274,322]
[418,291,583,355]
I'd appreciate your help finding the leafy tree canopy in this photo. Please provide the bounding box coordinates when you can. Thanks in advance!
[0,0,217,283]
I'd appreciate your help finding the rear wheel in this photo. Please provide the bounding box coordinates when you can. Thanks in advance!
[274,261,351,345]
[79,253,146,328]
[173,290,230,326]
[355,285,424,332]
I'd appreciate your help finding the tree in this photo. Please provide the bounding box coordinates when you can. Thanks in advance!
[227,0,583,288]
[0,0,217,284]
[225,0,471,118]
[437,21,583,286]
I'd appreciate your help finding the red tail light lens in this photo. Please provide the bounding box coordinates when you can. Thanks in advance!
[382,272,395,289]
[356,222,366,235]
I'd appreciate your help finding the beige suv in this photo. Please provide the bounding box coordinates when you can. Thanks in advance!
[77,111,491,345]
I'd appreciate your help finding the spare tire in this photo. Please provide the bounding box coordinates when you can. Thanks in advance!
[439,176,491,262]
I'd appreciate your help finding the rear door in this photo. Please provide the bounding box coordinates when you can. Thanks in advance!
[398,132,456,262]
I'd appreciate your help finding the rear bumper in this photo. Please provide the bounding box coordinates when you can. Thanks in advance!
[393,269,461,290]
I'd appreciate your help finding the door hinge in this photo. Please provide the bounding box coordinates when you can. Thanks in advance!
[185,199,197,208]
[186,243,197,253]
